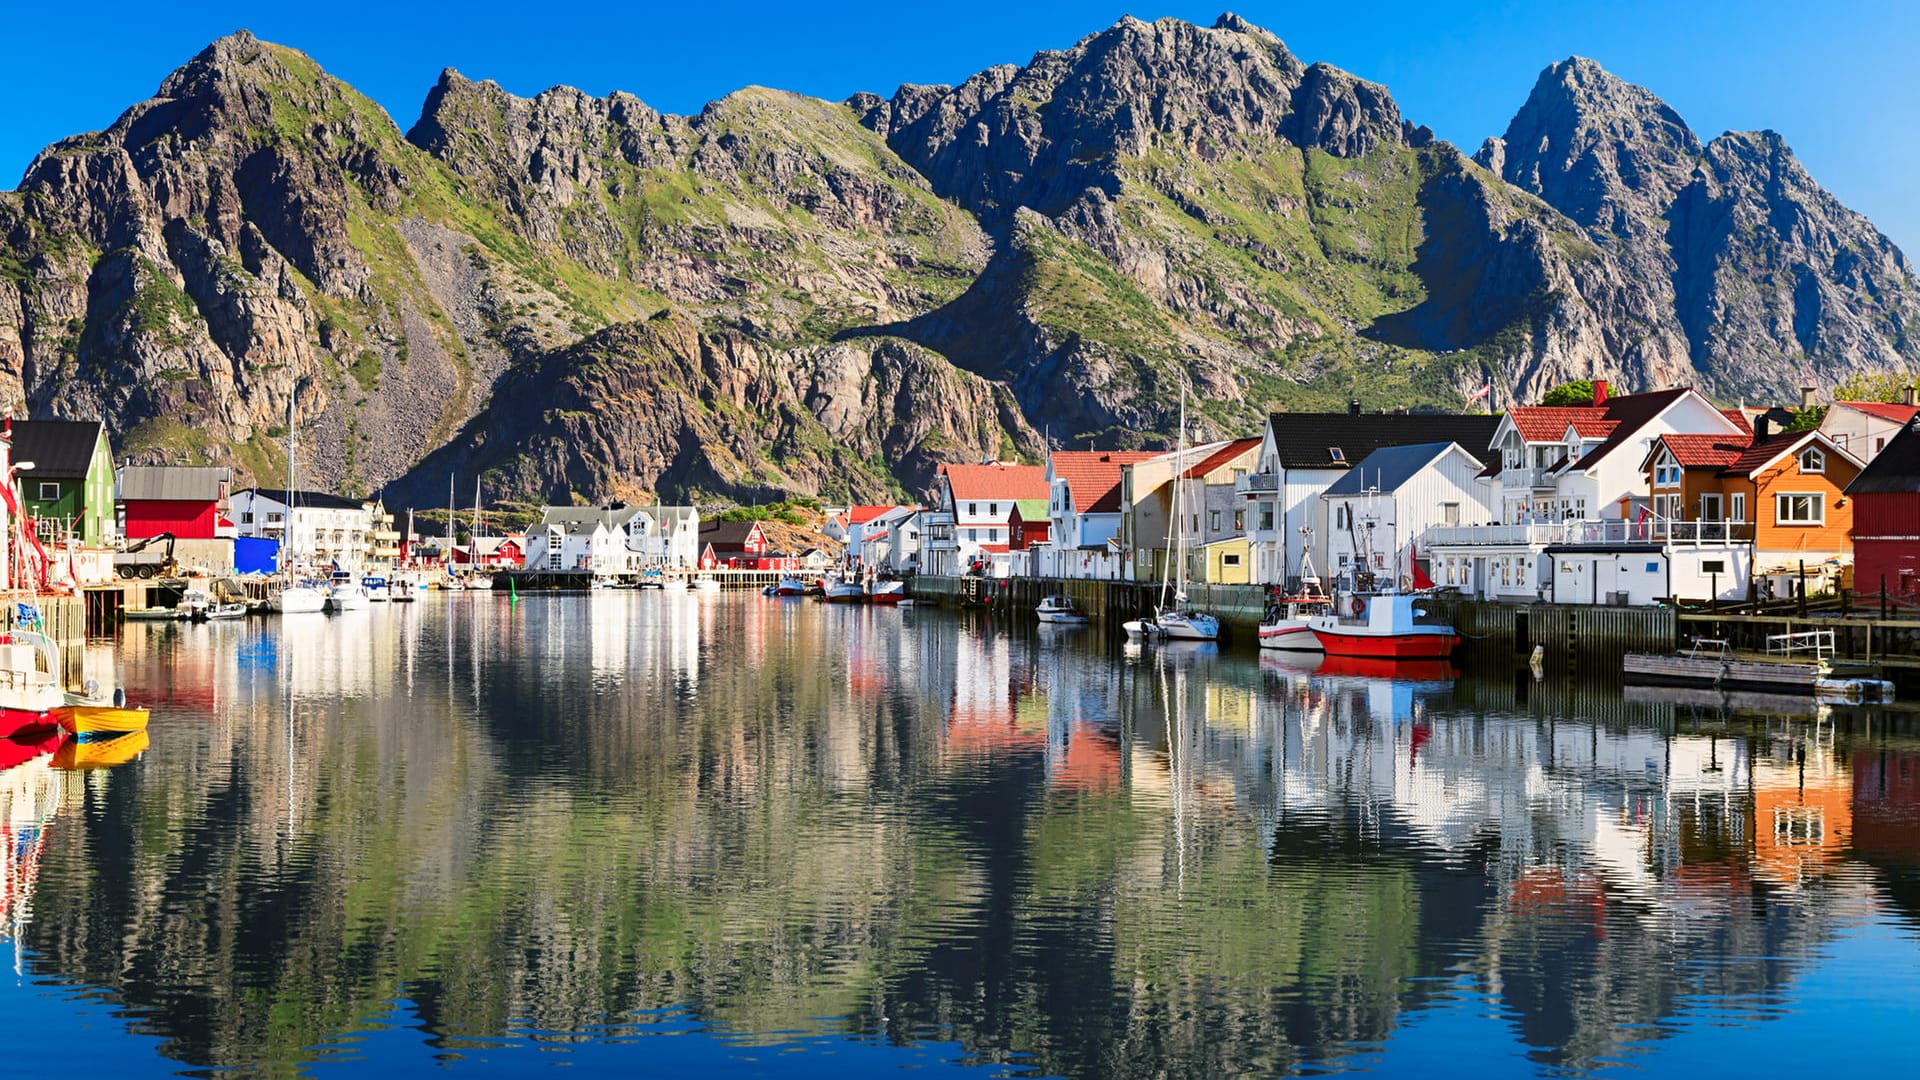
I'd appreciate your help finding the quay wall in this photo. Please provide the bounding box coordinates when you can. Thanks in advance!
[908,575,1268,635]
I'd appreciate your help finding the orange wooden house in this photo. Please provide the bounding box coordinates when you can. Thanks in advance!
[1644,420,1863,590]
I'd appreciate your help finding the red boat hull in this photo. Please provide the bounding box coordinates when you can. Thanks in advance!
[0,706,61,741]
[868,593,904,605]
[1311,630,1460,659]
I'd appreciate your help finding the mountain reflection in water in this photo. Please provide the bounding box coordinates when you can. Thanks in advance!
[2,593,1917,1077]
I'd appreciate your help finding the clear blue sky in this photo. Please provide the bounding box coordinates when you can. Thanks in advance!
[4,1,1916,252]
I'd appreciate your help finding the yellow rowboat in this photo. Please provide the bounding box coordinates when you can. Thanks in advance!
[54,704,151,737]
[53,729,148,770]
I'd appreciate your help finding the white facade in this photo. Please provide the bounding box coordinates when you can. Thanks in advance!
[523,506,660,573]
[923,464,1047,576]
[650,506,700,568]
[1322,444,1492,585]
[856,506,922,572]
[230,489,375,571]
[1820,399,1919,463]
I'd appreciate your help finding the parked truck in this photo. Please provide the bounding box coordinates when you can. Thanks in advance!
[114,532,177,579]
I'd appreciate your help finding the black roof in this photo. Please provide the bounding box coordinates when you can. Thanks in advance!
[8,420,105,479]
[1846,418,1920,496]
[1265,412,1502,470]
[699,519,763,548]
[237,487,367,511]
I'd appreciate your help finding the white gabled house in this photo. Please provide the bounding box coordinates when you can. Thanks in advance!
[923,463,1049,577]
[1321,442,1493,586]
[649,506,700,567]
[1239,405,1502,587]
[523,505,648,574]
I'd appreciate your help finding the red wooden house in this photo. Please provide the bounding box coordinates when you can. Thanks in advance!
[116,465,232,540]
[698,519,794,570]
[1847,417,1920,602]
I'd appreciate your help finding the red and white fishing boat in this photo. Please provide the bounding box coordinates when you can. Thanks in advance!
[1258,531,1331,652]
[1308,589,1459,659]
[867,579,906,604]
[0,630,65,741]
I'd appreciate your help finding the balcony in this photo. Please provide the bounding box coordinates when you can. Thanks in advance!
[1424,519,1754,549]
[1237,472,1280,498]
[1501,466,1561,492]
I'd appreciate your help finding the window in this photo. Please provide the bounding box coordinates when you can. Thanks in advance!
[1799,447,1825,474]
[36,482,58,501]
[1223,554,1241,566]
[1703,559,1726,574]
[1335,505,1350,530]
[967,528,977,542]
[1209,510,1221,532]
[1233,509,1245,532]
[1328,447,1345,463]
[989,502,998,515]
[1730,492,1747,522]
[1776,493,1824,525]
[968,502,977,516]
[1878,437,1888,454]
[1442,502,1460,526]
[241,512,253,524]
[1258,504,1274,531]
[1654,455,1681,487]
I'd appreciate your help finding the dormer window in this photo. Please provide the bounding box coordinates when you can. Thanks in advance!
[1799,447,1825,474]
[1654,453,1681,488]
[1328,447,1345,463]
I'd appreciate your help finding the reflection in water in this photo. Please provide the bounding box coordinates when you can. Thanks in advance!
[0,595,1917,1076]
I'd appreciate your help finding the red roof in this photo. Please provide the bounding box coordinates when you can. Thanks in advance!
[846,505,895,525]
[1508,406,1610,442]
[1180,438,1262,480]
[1720,408,1754,433]
[1721,431,1825,478]
[941,463,1049,502]
[1049,450,1156,515]
[1657,433,1751,468]
[1842,401,1920,424]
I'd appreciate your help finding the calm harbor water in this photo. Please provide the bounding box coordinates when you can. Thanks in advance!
[3,592,1919,1077]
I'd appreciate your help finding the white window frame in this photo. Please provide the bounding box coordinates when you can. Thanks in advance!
[1730,492,1747,523]
[1699,493,1722,521]
[1775,492,1824,526]
[36,481,59,501]
[1799,448,1825,474]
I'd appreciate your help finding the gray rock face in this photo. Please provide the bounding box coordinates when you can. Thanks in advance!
[2,16,1916,510]
[1488,56,1920,394]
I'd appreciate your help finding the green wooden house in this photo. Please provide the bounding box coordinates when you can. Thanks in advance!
[10,419,116,545]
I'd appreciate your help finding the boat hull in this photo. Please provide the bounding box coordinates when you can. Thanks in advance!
[56,704,150,737]
[1257,621,1323,651]
[1311,629,1460,659]
[0,705,61,740]
[1037,611,1089,625]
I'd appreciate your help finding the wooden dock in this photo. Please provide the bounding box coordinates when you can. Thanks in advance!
[499,569,787,591]
[906,574,1268,637]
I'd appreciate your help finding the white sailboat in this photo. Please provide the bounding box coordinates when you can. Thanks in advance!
[1124,383,1220,642]
[269,399,326,614]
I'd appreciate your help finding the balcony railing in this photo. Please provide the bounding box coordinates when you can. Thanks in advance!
[1500,466,1560,491]
[1237,473,1280,496]
[1424,519,1754,549]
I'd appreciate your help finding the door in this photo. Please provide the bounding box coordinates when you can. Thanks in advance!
[1699,493,1723,521]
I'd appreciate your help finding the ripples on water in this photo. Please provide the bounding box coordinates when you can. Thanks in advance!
[1,592,1918,1077]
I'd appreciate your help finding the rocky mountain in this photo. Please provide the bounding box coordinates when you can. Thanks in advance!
[1479,57,1920,395]
[1,15,1914,508]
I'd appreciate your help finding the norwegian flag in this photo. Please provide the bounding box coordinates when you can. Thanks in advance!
[1466,379,1494,403]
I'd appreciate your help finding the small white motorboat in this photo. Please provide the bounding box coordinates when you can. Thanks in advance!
[390,579,417,603]
[1035,594,1089,625]
[269,581,327,614]
[362,575,390,602]
[178,587,213,621]
[692,575,723,592]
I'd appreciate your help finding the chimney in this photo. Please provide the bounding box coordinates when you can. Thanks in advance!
[1906,385,1917,407]
[1348,400,1362,416]
[1801,385,1817,410]
[1592,379,1609,406]
[1755,415,1772,443]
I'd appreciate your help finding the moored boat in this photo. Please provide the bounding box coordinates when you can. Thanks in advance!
[1307,589,1459,659]
[178,587,213,621]
[823,576,866,603]
[390,579,417,603]
[362,574,390,601]
[326,572,371,611]
[54,702,150,738]
[1035,594,1089,625]
[269,580,327,613]
[123,606,184,622]
[0,631,66,740]
[774,576,808,597]
[692,575,723,592]
[867,579,906,604]
[1258,535,1331,651]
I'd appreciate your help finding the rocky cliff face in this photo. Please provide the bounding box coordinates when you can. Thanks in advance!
[2,15,1915,509]
[1482,57,1920,396]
